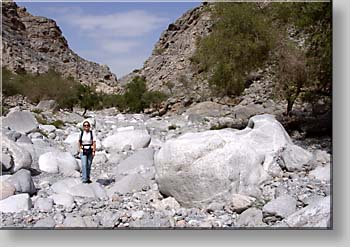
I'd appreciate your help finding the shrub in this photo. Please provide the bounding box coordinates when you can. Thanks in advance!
[269,2,331,113]
[51,119,64,129]
[2,67,81,109]
[75,84,100,115]
[1,105,9,116]
[192,3,276,97]
[153,47,165,55]
[2,68,168,114]
[34,114,49,125]
[123,76,148,112]
[32,109,43,114]
[274,40,307,115]
[123,76,167,113]
[2,67,21,96]
[142,91,167,108]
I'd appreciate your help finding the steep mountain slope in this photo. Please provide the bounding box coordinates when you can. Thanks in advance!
[119,2,214,99]
[1,0,121,93]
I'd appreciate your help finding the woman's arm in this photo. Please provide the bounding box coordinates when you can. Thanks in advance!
[92,141,96,156]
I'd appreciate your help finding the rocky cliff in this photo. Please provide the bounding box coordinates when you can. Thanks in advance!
[119,2,214,99]
[1,1,120,93]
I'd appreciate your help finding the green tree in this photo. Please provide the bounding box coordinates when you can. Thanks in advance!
[269,2,331,112]
[192,2,275,97]
[275,40,307,115]
[123,76,167,112]
[123,76,148,112]
[76,84,100,115]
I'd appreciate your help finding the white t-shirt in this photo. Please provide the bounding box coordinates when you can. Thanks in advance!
[81,130,95,149]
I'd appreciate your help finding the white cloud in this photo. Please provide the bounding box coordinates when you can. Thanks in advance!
[59,10,168,37]
[42,7,170,77]
[41,6,84,15]
[100,40,140,54]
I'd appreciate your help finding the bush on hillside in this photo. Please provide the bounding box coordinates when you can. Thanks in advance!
[2,67,80,109]
[192,2,331,114]
[269,2,331,113]
[123,76,167,112]
[274,40,307,115]
[2,68,167,114]
[191,3,275,97]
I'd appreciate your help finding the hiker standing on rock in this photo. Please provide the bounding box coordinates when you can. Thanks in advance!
[78,120,96,183]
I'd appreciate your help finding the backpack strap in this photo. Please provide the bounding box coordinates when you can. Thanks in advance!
[90,130,93,142]
[79,130,83,145]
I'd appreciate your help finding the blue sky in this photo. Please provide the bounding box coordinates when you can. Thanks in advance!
[18,1,201,78]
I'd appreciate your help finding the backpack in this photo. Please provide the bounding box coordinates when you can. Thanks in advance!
[79,130,93,155]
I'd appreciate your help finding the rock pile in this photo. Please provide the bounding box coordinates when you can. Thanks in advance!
[0,103,331,228]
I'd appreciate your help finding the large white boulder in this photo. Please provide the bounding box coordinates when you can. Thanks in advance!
[1,134,32,172]
[102,129,151,152]
[6,169,36,195]
[280,144,313,171]
[39,124,57,134]
[51,178,80,194]
[64,132,81,155]
[154,114,312,207]
[35,100,57,111]
[50,193,75,208]
[2,110,39,134]
[113,148,154,176]
[309,164,331,182]
[262,195,297,219]
[107,173,152,196]
[68,183,107,199]
[51,178,107,199]
[0,194,32,213]
[16,140,59,167]
[283,196,331,228]
[38,151,79,176]
[1,152,14,171]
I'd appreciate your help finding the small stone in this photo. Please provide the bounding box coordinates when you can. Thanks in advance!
[131,210,144,220]
[0,181,16,200]
[34,198,53,213]
[176,220,186,227]
[53,213,65,224]
[34,216,56,228]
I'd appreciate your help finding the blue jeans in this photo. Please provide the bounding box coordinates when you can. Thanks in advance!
[80,151,93,182]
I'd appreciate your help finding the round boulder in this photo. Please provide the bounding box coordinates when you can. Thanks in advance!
[38,151,79,176]
[0,181,16,200]
[2,135,32,172]
[6,169,37,195]
[102,129,151,152]
[155,114,311,207]
[0,194,32,213]
[2,110,39,134]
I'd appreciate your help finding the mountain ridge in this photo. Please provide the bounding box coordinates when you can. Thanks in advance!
[1,0,121,94]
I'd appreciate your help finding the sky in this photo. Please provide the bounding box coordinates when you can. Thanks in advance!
[18,1,201,78]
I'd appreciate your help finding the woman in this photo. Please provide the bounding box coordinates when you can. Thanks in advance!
[78,120,96,183]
